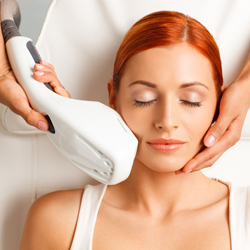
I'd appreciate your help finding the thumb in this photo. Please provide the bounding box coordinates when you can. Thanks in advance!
[18,107,49,131]
[204,113,231,147]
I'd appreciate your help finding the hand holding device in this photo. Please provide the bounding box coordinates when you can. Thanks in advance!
[0,0,138,184]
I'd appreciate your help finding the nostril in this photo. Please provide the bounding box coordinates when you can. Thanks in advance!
[155,120,179,131]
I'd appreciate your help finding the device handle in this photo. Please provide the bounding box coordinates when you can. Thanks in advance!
[0,0,21,28]
[0,0,55,133]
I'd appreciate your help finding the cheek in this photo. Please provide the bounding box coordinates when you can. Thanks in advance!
[119,107,151,140]
[183,101,216,145]
[117,97,152,140]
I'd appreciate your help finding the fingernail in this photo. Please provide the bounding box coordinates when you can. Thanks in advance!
[36,64,44,69]
[34,71,44,76]
[41,60,49,65]
[38,121,48,131]
[205,135,215,147]
[184,169,192,174]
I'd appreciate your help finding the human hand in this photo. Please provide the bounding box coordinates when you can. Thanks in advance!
[176,73,250,174]
[0,27,49,131]
[33,60,71,99]
[0,25,70,131]
[0,60,70,131]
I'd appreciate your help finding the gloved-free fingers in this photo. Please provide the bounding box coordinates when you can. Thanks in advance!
[40,60,54,70]
[182,125,236,173]
[11,95,49,131]
[33,70,71,98]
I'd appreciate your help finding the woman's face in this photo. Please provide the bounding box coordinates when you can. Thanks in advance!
[109,43,218,172]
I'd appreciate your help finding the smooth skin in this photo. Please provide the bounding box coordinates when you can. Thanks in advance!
[20,43,231,249]
[0,25,249,173]
[181,62,250,173]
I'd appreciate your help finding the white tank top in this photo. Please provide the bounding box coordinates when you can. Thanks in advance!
[70,179,250,250]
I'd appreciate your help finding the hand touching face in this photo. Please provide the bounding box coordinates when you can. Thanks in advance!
[109,43,218,173]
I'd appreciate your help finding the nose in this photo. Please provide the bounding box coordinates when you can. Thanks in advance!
[154,97,180,132]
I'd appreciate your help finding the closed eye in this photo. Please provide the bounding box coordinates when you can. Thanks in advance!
[181,100,202,107]
[133,100,156,107]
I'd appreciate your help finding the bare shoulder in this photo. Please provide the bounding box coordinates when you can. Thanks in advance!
[20,189,84,250]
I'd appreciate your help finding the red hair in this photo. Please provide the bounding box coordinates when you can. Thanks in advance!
[113,11,223,98]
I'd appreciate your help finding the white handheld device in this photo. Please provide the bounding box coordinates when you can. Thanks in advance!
[0,0,138,184]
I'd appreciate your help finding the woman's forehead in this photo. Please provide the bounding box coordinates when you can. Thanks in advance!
[121,43,215,90]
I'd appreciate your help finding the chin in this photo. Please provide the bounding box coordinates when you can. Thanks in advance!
[135,143,204,173]
[134,154,191,173]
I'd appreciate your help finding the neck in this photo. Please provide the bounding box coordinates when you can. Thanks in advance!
[107,158,217,217]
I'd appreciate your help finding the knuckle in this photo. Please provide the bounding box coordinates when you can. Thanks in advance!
[206,150,216,161]
[25,111,35,126]
[44,71,52,78]
[49,72,58,82]
[25,115,32,126]
[213,124,225,136]
[11,97,24,111]
[46,64,55,71]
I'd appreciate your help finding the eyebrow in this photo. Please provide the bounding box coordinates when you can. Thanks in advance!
[179,82,209,90]
[128,80,157,88]
[129,80,209,90]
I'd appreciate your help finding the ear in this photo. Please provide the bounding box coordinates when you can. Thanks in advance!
[107,79,117,110]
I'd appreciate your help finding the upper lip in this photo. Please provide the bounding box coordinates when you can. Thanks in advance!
[147,138,185,144]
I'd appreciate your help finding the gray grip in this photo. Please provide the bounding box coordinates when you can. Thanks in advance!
[1,19,21,43]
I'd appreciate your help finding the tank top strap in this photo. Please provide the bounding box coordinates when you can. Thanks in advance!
[229,183,250,249]
[70,183,107,250]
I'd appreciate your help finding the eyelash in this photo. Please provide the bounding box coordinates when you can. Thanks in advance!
[133,100,156,107]
[133,100,202,108]
[181,100,202,107]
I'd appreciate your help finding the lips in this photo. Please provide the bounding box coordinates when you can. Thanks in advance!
[147,138,186,152]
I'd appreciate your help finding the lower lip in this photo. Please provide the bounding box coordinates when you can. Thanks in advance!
[148,143,185,152]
